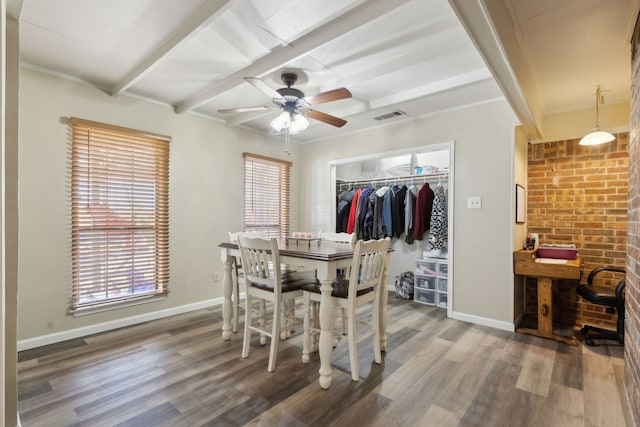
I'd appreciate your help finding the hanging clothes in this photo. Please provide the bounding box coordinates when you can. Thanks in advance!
[428,184,448,250]
[413,183,435,241]
[373,186,389,239]
[391,184,407,238]
[382,187,393,238]
[362,189,377,240]
[357,187,374,240]
[346,188,362,234]
[336,188,355,232]
[335,175,448,244]
[405,185,419,244]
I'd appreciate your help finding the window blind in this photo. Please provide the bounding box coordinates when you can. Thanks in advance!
[243,153,291,239]
[70,118,170,311]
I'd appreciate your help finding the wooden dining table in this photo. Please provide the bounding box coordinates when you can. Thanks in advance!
[218,238,392,389]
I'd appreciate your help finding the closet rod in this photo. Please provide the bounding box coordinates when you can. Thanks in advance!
[336,171,448,189]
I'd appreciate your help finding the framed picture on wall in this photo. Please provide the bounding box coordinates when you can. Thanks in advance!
[516,184,526,223]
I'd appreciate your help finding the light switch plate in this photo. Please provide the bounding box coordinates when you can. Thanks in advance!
[467,196,482,209]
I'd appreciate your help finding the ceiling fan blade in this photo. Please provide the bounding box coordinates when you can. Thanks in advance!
[218,106,272,113]
[307,109,347,128]
[244,77,284,100]
[304,88,352,105]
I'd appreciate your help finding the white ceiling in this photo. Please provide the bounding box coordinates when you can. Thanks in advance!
[9,0,639,142]
[505,0,637,113]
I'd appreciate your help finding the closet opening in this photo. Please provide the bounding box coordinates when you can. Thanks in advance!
[328,142,454,317]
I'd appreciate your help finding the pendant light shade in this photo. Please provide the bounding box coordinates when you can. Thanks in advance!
[579,87,615,146]
[579,128,615,146]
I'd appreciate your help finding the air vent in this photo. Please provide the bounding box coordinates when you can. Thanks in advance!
[373,111,406,121]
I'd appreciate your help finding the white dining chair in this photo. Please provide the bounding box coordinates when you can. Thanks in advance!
[238,236,319,372]
[301,237,390,381]
[319,231,356,245]
[227,231,265,333]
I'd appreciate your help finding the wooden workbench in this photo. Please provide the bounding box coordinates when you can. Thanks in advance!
[513,249,583,345]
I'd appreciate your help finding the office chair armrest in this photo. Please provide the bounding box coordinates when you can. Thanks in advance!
[587,266,626,285]
[615,278,625,302]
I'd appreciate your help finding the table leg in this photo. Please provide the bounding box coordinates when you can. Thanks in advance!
[537,277,553,335]
[318,279,334,389]
[515,276,577,345]
[222,256,233,341]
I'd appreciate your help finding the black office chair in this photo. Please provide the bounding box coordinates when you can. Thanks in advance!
[577,266,625,346]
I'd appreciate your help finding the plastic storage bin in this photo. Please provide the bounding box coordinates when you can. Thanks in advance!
[437,262,448,277]
[414,256,448,308]
[436,277,448,292]
[415,259,437,275]
[415,273,436,290]
[437,292,448,308]
[414,288,435,305]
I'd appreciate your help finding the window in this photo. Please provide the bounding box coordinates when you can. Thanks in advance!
[70,118,170,312]
[243,153,291,238]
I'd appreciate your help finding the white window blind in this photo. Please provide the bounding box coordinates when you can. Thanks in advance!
[70,118,170,311]
[243,153,291,239]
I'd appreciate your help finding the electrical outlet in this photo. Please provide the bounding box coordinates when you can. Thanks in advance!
[467,196,482,209]
[213,272,220,282]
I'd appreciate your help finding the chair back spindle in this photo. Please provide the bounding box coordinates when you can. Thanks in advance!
[349,238,389,298]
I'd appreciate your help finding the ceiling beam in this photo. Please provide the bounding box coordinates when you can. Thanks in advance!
[110,0,233,96]
[174,0,412,114]
[448,0,541,138]
[369,68,493,109]
[224,110,273,127]
[225,29,460,127]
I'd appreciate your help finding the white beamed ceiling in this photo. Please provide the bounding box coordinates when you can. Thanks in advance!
[10,0,639,142]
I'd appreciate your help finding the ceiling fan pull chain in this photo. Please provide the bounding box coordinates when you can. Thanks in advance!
[285,128,290,155]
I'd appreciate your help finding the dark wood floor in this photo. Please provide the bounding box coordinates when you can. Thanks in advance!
[17,295,632,426]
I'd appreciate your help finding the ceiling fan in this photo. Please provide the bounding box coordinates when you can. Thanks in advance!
[218,72,352,134]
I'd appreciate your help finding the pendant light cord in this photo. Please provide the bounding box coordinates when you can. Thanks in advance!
[595,87,601,128]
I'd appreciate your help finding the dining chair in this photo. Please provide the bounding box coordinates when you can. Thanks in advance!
[301,237,390,381]
[238,236,319,372]
[319,231,356,245]
[227,231,265,333]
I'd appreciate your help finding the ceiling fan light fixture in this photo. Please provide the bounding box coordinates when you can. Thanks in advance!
[270,111,291,132]
[288,113,309,134]
[270,111,309,134]
[579,86,615,146]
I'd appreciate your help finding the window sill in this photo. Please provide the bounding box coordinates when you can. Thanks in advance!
[72,295,167,317]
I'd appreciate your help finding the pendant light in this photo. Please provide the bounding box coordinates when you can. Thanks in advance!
[579,87,615,146]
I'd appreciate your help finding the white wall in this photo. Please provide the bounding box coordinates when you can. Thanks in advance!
[17,68,302,342]
[17,67,522,344]
[299,101,519,328]
[537,102,630,143]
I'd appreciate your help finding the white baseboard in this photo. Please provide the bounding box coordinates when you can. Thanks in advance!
[451,310,515,332]
[18,297,223,352]
[19,297,516,352]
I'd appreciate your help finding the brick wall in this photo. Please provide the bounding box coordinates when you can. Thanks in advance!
[626,13,640,425]
[527,135,629,331]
